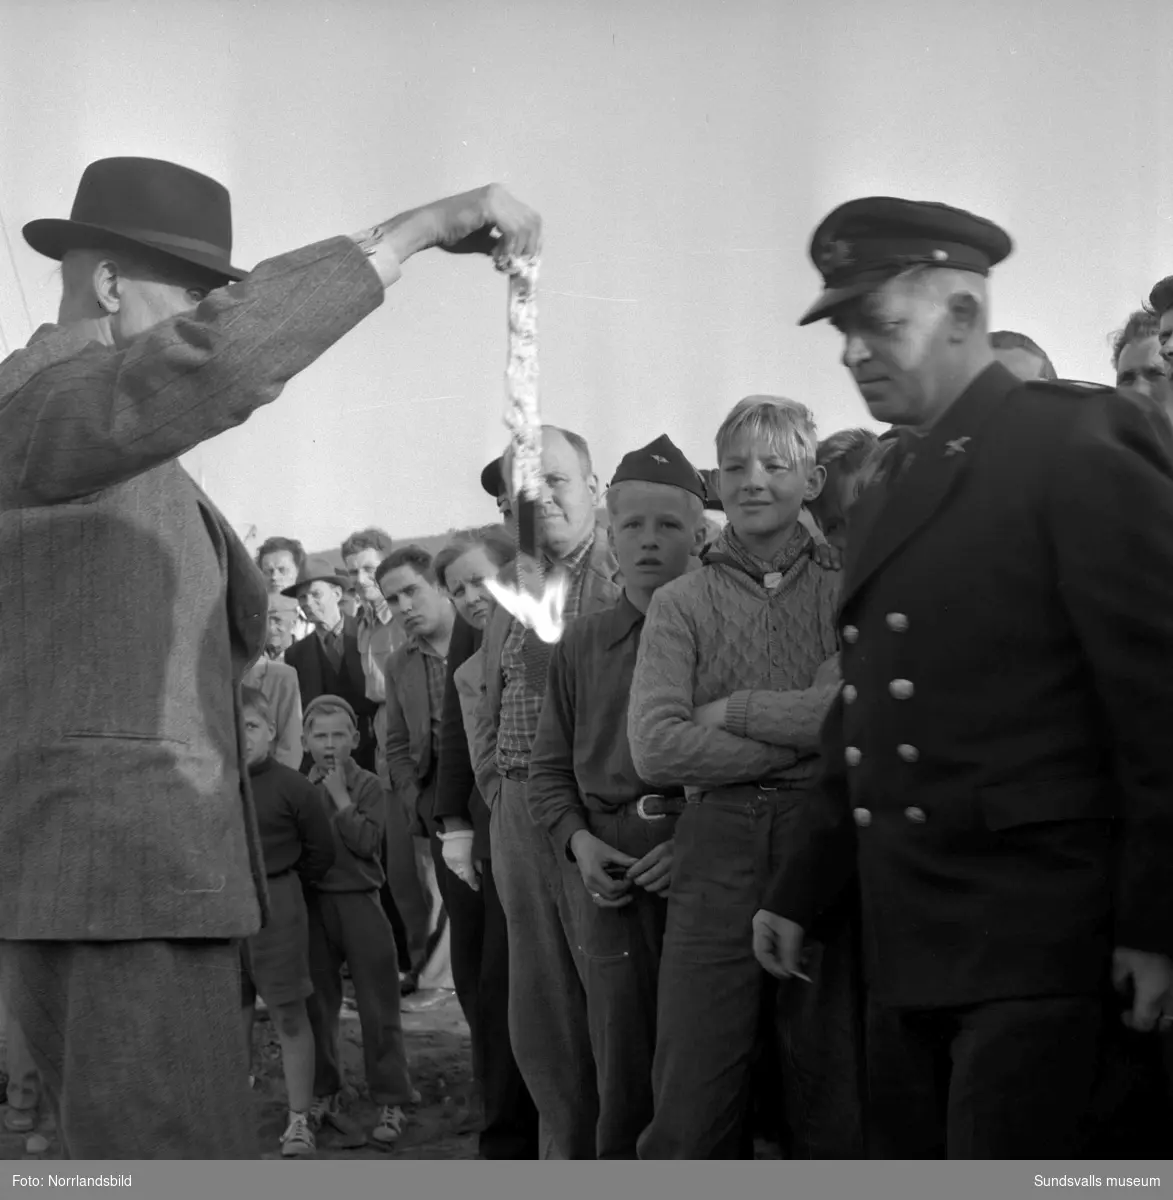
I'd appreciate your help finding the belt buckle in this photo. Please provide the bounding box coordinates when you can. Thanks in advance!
[758,781,781,792]
[636,795,667,821]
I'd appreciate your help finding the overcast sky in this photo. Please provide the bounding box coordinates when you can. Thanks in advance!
[1,0,1169,548]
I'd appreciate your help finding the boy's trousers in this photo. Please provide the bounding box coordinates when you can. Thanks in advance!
[305,889,413,1106]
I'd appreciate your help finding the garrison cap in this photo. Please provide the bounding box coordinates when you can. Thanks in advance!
[799,197,1014,326]
[610,434,707,502]
[1149,275,1173,317]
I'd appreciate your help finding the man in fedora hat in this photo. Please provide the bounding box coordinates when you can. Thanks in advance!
[282,555,380,774]
[0,154,540,1158]
[752,197,1173,1157]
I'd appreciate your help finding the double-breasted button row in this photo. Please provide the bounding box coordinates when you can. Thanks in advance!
[842,684,858,703]
[845,746,862,766]
[889,678,914,700]
[852,806,927,827]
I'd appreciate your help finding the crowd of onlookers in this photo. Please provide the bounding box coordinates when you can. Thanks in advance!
[3,276,1171,1160]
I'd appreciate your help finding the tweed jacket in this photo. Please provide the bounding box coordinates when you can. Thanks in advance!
[473,530,622,810]
[383,635,444,835]
[764,364,1173,1007]
[0,235,386,940]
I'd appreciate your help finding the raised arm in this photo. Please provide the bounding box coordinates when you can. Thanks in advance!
[628,587,799,789]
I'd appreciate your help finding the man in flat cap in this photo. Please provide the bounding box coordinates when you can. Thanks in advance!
[753,197,1173,1157]
[0,155,540,1158]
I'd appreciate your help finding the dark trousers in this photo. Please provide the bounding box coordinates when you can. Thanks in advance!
[305,889,413,1106]
[0,938,257,1159]
[437,849,540,1159]
[563,808,674,1160]
[638,790,865,1160]
[491,776,599,1159]
[1085,1012,1173,1155]
[867,995,1103,1158]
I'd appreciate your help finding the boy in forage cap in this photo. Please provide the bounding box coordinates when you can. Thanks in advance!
[755,196,1173,1159]
[528,434,707,1159]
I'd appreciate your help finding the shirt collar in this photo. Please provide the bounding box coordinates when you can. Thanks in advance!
[316,617,344,640]
[604,591,646,650]
[547,529,596,574]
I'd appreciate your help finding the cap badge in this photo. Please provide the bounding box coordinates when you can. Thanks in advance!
[817,238,854,275]
[944,437,970,457]
[651,454,668,464]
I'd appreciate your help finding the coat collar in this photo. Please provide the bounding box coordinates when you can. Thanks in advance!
[843,360,1019,609]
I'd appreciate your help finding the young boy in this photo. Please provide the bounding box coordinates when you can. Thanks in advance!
[806,427,881,552]
[528,434,707,1159]
[300,695,416,1145]
[238,688,336,1158]
[627,396,863,1161]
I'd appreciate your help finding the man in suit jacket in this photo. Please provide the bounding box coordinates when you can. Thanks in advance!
[0,155,540,1158]
[752,197,1173,1158]
[283,556,380,773]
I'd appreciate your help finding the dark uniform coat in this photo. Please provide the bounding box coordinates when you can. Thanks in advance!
[765,361,1173,1009]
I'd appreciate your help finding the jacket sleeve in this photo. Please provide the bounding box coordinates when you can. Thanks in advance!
[472,607,509,809]
[0,238,387,505]
[292,778,337,884]
[761,692,858,927]
[333,771,387,861]
[382,667,421,828]
[628,586,800,788]
[527,635,590,855]
[724,654,842,751]
[433,617,478,826]
[1047,393,1173,958]
[273,670,305,770]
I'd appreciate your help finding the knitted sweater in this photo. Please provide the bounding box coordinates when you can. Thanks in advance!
[628,528,842,790]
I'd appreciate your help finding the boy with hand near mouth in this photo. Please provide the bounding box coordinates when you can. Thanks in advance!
[527,434,707,1159]
[301,695,416,1146]
[238,688,336,1158]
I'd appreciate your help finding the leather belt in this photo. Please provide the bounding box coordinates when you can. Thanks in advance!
[627,794,687,821]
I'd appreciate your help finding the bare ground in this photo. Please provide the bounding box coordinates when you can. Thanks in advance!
[1,987,478,1161]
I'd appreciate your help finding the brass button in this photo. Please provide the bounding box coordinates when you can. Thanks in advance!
[842,625,859,644]
[904,806,927,824]
[845,746,862,766]
[853,807,872,828]
[889,678,914,700]
[842,684,858,703]
[897,744,920,763]
[886,612,910,632]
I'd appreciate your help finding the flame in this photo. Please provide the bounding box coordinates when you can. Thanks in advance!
[485,565,570,644]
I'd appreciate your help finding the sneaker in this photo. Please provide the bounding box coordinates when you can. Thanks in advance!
[280,1112,315,1158]
[372,1104,408,1144]
[3,1108,36,1134]
[309,1092,343,1132]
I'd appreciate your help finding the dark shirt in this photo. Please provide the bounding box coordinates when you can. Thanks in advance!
[247,755,336,883]
[433,615,492,861]
[529,593,673,855]
[305,756,388,893]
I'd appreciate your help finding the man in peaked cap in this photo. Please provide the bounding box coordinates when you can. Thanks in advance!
[0,155,540,1158]
[527,434,707,1159]
[753,197,1173,1158]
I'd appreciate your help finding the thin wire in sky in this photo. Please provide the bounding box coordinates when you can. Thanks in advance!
[0,201,35,337]
[0,313,11,357]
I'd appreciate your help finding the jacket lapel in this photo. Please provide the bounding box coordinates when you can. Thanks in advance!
[843,362,1019,609]
[411,650,432,780]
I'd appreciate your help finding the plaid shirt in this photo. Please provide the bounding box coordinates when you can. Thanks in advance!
[419,639,448,761]
[497,532,596,773]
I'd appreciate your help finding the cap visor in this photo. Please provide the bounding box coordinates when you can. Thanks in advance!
[22,218,247,283]
[798,280,884,327]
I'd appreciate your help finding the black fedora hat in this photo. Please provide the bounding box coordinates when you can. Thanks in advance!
[23,156,248,285]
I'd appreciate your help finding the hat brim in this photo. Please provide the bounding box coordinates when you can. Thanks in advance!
[797,279,880,327]
[22,218,247,286]
[281,574,348,598]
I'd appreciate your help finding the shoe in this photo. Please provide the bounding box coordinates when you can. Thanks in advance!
[309,1092,344,1132]
[3,1109,36,1134]
[25,1132,50,1155]
[372,1104,408,1144]
[280,1112,315,1158]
